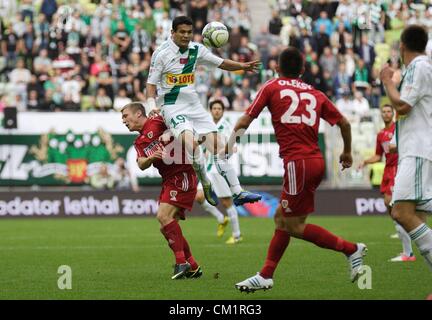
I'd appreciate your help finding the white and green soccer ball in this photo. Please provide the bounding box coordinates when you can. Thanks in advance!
[202,21,229,48]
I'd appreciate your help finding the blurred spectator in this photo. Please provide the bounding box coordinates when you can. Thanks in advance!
[314,24,330,57]
[40,0,57,23]
[114,157,139,191]
[315,11,333,36]
[90,163,115,190]
[333,62,352,100]
[336,91,355,121]
[319,46,338,78]
[232,91,249,112]
[355,34,376,71]
[352,58,371,93]
[9,58,31,107]
[113,88,132,111]
[95,87,113,112]
[351,90,370,119]
[209,88,230,110]
[269,10,283,35]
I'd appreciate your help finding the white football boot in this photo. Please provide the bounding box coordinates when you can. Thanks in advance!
[235,273,273,293]
[347,243,368,282]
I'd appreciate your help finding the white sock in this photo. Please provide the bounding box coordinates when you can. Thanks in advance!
[409,223,432,271]
[226,205,241,238]
[201,200,225,224]
[214,155,242,195]
[187,147,211,185]
[395,223,413,256]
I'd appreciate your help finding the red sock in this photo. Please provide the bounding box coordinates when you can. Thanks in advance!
[260,229,290,279]
[182,236,199,270]
[161,220,186,264]
[302,224,357,255]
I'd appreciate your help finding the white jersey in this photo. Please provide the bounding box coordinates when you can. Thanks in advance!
[206,116,233,174]
[147,37,224,107]
[397,55,432,162]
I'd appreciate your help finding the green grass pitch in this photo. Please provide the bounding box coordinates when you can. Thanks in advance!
[0,216,431,299]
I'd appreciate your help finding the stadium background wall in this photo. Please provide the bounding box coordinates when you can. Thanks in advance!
[0,112,326,186]
[0,189,385,218]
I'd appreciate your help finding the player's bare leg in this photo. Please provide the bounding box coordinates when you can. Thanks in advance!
[204,131,261,206]
[180,130,218,206]
[392,202,432,270]
[195,190,228,237]
[157,203,200,279]
[385,194,415,262]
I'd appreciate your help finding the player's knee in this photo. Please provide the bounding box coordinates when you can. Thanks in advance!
[273,210,287,230]
[156,210,171,225]
[390,205,404,223]
[221,198,232,208]
[285,223,303,237]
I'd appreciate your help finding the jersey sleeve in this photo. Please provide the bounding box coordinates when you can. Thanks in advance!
[147,51,164,85]
[197,44,224,68]
[246,82,271,118]
[400,64,424,108]
[320,93,343,126]
[375,133,383,157]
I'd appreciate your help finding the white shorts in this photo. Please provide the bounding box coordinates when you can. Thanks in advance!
[197,172,232,198]
[392,156,432,213]
[161,102,217,139]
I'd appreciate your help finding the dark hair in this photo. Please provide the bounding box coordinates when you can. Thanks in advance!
[400,25,428,53]
[278,46,304,78]
[209,99,225,111]
[381,104,394,112]
[172,16,193,32]
[122,102,146,116]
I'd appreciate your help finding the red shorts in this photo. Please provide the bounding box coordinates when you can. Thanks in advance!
[280,158,325,217]
[159,171,198,219]
[380,165,397,196]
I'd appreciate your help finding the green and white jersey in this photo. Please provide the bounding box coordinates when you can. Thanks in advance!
[206,116,233,174]
[147,37,224,106]
[397,55,432,162]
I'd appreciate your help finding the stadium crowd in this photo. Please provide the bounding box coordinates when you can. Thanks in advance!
[0,0,431,121]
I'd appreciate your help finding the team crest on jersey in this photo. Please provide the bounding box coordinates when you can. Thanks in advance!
[147,131,153,139]
[170,190,178,201]
[281,200,292,213]
[180,58,188,64]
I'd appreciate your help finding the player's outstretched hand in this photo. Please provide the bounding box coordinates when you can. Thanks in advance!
[151,147,164,160]
[339,152,353,171]
[242,60,261,73]
[379,64,395,85]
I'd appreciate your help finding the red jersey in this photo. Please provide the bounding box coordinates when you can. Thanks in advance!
[246,78,342,160]
[376,123,398,168]
[134,115,194,180]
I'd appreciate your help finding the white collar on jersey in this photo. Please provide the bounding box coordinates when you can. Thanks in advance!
[167,37,196,53]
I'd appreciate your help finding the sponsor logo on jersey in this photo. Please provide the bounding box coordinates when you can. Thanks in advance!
[170,190,178,201]
[166,73,195,85]
[143,140,163,157]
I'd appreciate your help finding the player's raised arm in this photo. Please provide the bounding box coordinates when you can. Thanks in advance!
[218,59,261,72]
[225,114,254,156]
[380,65,413,116]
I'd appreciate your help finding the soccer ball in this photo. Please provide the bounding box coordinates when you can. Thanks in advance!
[202,22,229,48]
